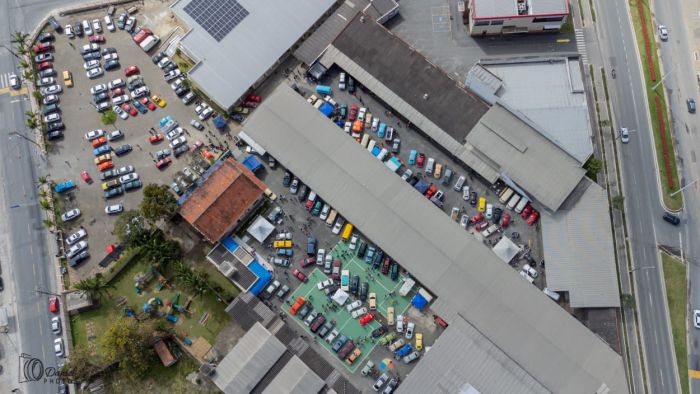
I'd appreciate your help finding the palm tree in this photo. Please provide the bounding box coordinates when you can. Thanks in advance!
[22,69,33,81]
[42,219,54,229]
[74,274,114,301]
[39,199,50,210]
[32,90,42,103]
[25,117,37,130]
[11,31,29,47]
[18,59,29,70]
[173,262,209,298]
[17,45,28,57]
[37,175,49,187]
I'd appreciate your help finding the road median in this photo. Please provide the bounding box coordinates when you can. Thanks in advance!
[661,252,688,394]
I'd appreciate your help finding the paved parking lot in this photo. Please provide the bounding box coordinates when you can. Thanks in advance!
[42,12,232,280]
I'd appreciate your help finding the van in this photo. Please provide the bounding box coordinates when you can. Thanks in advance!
[441,168,453,186]
[434,163,443,179]
[326,209,337,226]
[481,224,499,238]
[425,158,435,176]
[478,197,486,212]
[507,194,521,210]
[367,139,376,152]
[498,187,514,204]
[313,100,324,109]
[543,288,561,301]
[453,175,465,192]
[376,148,388,161]
[514,197,529,213]
[360,134,369,148]
[341,223,354,241]
[315,85,332,95]
[62,70,73,87]
[140,35,160,52]
[387,307,395,325]
[385,127,394,142]
[377,123,387,137]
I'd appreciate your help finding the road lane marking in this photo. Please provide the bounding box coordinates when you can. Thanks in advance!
[649,292,654,307]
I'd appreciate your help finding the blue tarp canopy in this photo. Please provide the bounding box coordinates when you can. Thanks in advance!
[213,115,226,129]
[242,155,262,173]
[319,102,334,117]
[371,146,382,157]
[411,293,428,309]
[248,260,272,296]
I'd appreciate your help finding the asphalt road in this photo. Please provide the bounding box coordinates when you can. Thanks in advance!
[594,0,680,392]
[0,1,87,393]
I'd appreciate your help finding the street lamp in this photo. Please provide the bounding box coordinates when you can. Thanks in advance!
[671,176,700,197]
[629,266,656,273]
[9,131,40,148]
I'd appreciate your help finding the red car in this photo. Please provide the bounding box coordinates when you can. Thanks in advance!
[243,101,258,108]
[121,103,137,116]
[91,136,107,148]
[381,257,391,275]
[37,61,52,71]
[290,296,305,315]
[469,213,484,225]
[112,87,125,97]
[331,259,342,281]
[49,296,59,313]
[300,256,316,268]
[292,269,308,283]
[190,140,203,150]
[155,157,172,169]
[433,314,449,328]
[33,43,53,54]
[416,153,425,167]
[424,185,437,198]
[527,211,539,225]
[359,313,374,326]
[520,204,533,219]
[348,104,358,121]
[246,94,262,103]
[474,221,489,231]
[89,35,105,43]
[124,65,140,77]
[501,212,511,228]
[142,97,156,110]
[80,171,93,184]
[149,133,164,144]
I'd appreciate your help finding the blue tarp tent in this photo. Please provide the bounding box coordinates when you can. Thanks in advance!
[213,115,226,130]
[319,102,334,117]
[248,260,272,296]
[371,146,382,157]
[242,155,262,173]
[411,293,428,310]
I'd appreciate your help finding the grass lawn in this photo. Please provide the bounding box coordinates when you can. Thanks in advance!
[71,255,231,353]
[628,0,682,211]
[661,252,689,394]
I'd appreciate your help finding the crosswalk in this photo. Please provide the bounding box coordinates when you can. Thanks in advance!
[575,29,589,64]
[0,72,15,89]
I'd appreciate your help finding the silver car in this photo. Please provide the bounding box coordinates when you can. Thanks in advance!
[66,229,87,245]
[54,338,65,358]
[61,208,81,222]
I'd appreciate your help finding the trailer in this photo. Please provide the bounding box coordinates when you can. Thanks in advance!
[399,278,415,297]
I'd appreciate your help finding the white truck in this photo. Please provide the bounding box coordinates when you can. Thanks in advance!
[140,35,160,52]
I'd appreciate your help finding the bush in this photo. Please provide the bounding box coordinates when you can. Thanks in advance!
[101,109,117,125]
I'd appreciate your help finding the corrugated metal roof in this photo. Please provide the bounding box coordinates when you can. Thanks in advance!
[541,179,620,308]
[172,0,335,109]
[261,355,325,394]
[467,104,586,211]
[212,322,286,393]
[242,84,628,394]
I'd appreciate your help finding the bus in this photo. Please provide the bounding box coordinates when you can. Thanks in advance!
[341,223,354,241]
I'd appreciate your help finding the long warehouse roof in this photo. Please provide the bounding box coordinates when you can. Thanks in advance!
[242,84,628,394]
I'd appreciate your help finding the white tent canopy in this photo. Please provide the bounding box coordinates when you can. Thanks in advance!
[331,289,349,306]
[247,216,275,243]
[492,237,521,264]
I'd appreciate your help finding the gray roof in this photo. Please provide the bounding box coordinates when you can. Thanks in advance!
[472,0,568,18]
[212,322,286,393]
[474,59,593,164]
[466,103,586,211]
[172,0,335,109]
[541,179,620,308]
[242,84,628,394]
[261,355,325,394]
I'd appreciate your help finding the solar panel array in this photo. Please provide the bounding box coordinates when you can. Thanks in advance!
[183,0,249,42]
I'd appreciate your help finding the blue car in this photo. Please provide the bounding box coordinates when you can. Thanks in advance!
[53,180,76,193]
[133,100,148,114]
[408,150,417,165]
[93,144,111,156]
[395,344,413,358]
[377,123,386,138]
[159,115,173,127]
[277,248,293,257]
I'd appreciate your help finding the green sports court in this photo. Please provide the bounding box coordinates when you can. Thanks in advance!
[283,240,415,372]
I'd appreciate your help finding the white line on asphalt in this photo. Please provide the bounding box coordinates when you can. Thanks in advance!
[649,291,654,307]
[32,263,36,276]
[660,369,664,386]
[27,222,30,236]
[10,99,21,103]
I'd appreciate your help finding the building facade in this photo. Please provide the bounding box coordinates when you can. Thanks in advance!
[467,0,569,35]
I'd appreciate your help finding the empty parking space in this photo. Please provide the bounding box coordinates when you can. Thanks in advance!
[431,6,451,33]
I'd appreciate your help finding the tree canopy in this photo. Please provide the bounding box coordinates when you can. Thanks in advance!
[140,184,179,223]
[100,318,155,380]
[114,210,149,246]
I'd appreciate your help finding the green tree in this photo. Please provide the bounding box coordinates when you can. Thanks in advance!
[611,194,625,210]
[180,78,191,90]
[42,218,55,229]
[37,175,49,187]
[174,262,209,298]
[60,345,104,382]
[100,318,155,380]
[18,59,30,70]
[178,62,190,73]
[140,184,179,223]
[584,157,603,179]
[39,199,50,210]
[621,293,635,309]
[114,210,149,246]
[100,109,117,125]
[32,90,43,103]
[140,230,181,269]
[73,273,114,301]
[25,116,37,130]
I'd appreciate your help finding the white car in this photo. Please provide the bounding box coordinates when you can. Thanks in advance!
[90,84,108,95]
[113,105,128,120]
[81,43,99,54]
[325,329,339,344]
[107,129,123,141]
[96,101,110,112]
[105,204,123,215]
[50,316,61,334]
[658,25,669,41]
[396,314,404,333]
[104,15,115,32]
[66,229,87,245]
[169,136,187,149]
[405,322,415,339]
[54,338,65,358]
[40,85,62,96]
[43,113,61,123]
[332,218,344,234]
[82,20,93,36]
[349,234,359,250]
[401,169,412,181]
[316,279,333,290]
[319,204,330,220]
[344,122,352,133]
[66,241,87,258]
[694,310,700,329]
[65,24,74,38]
[84,129,105,140]
[158,56,171,69]
[103,53,119,62]
[60,210,82,223]
[317,249,325,266]
[199,107,213,120]
[84,60,101,70]
[117,165,134,175]
[485,203,493,219]
[462,185,470,200]
[37,77,55,87]
[108,78,125,89]
[92,19,102,33]
[130,86,149,99]
[620,127,630,144]
[119,173,139,184]
[43,94,59,105]
[112,94,130,105]
[9,73,20,89]
[338,72,346,90]
[351,307,368,319]
[166,128,182,140]
[346,300,362,312]
[87,67,104,79]
[182,91,196,104]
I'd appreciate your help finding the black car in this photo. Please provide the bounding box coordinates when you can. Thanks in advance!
[0,277,4,291]
[371,325,387,338]
[493,207,503,224]
[102,47,117,55]
[42,103,60,115]
[46,130,63,140]
[359,282,369,301]
[82,51,101,61]
[350,274,360,295]
[390,262,399,281]
[297,184,309,201]
[93,92,109,103]
[283,171,292,187]
[688,98,696,114]
[348,77,355,93]
[38,32,55,43]
[317,321,334,338]
[163,63,178,73]
[298,304,312,319]
[175,86,190,97]
[74,22,83,36]
[173,144,189,158]
[372,249,384,269]
[470,191,477,206]
[104,60,120,71]
[152,52,166,64]
[69,250,89,267]
[103,186,124,199]
[38,69,56,78]
[46,121,64,131]
[407,176,419,186]
[663,212,680,225]
[357,242,367,259]
[113,144,132,156]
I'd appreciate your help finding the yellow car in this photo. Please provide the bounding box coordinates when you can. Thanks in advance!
[273,240,292,248]
[94,153,112,165]
[151,95,166,108]
[62,70,73,87]
[101,179,120,191]
[415,332,423,350]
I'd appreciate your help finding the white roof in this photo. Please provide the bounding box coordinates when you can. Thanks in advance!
[492,236,521,263]
[331,289,350,305]
[472,0,568,18]
[242,84,628,394]
[247,216,275,243]
[172,0,335,109]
